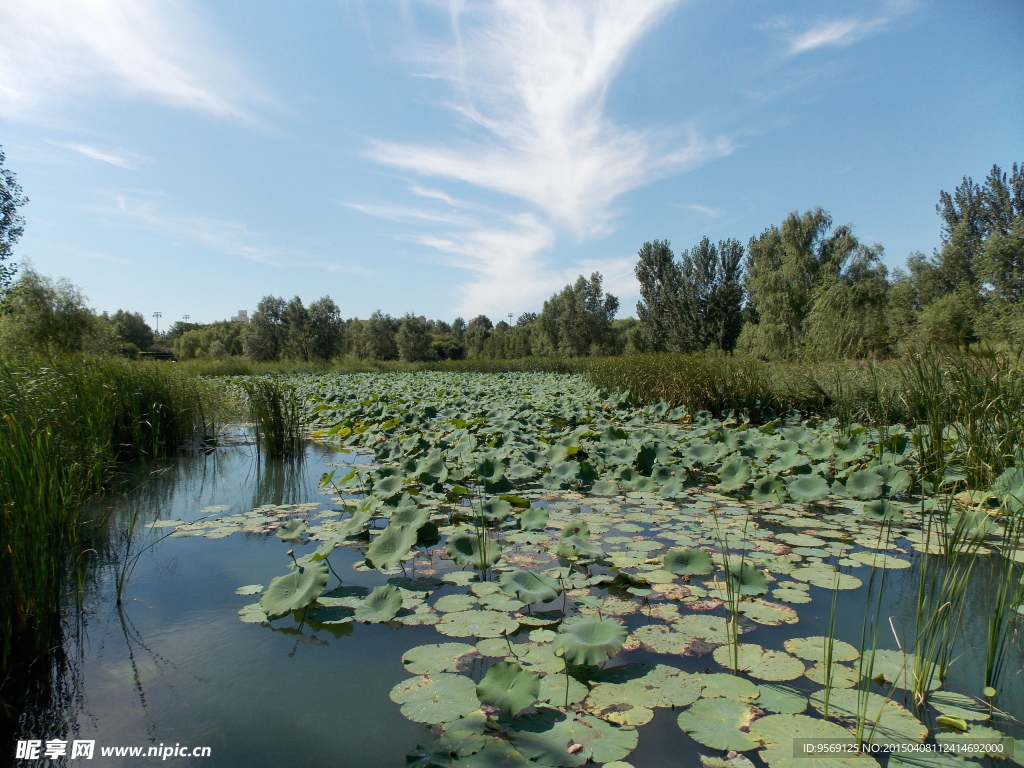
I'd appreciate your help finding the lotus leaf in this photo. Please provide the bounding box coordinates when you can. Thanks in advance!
[434,594,477,613]
[784,636,859,662]
[592,479,621,495]
[697,673,759,701]
[476,661,540,716]
[499,569,561,604]
[238,603,268,624]
[862,649,939,691]
[446,531,503,569]
[235,584,263,596]
[554,616,627,666]
[664,547,714,576]
[632,615,730,655]
[752,476,787,503]
[479,498,513,523]
[864,499,904,521]
[390,505,430,529]
[756,684,807,714]
[389,673,480,724]
[519,506,549,531]
[366,523,419,570]
[749,713,877,768]
[929,691,990,721]
[402,642,479,674]
[845,469,885,500]
[809,688,927,745]
[475,456,505,483]
[728,562,770,595]
[537,673,588,706]
[557,535,605,560]
[260,559,329,620]
[786,475,831,503]
[717,457,752,491]
[372,474,405,496]
[738,600,798,626]
[676,698,760,751]
[713,643,804,681]
[276,518,309,541]
[849,551,910,569]
[509,709,638,767]
[355,584,403,622]
[585,664,701,725]
[934,725,1015,758]
[683,443,719,466]
[772,588,812,604]
[436,610,519,638]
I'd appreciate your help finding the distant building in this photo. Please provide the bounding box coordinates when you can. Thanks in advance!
[231,310,249,323]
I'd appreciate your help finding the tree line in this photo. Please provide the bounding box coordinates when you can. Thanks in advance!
[1,140,1020,361]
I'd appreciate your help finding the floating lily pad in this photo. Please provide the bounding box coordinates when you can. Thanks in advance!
[446,531,503,569]
[366,523,418,570]
[804,661,859,688]
[436,610,519,639]
[538,673,588,706]
[434,594,478,613]
[402,642,479,675]
[861,649,939,691]
[784,636,859,662]
[756,684,807,714]
[390,673,480,724]
[238,603,268,624]
[929,691,990,721]
[809,688,927,745]
[275,518,309,541]
[235,584,263,596]
[713,644,804,681]
[698,673,759,701]
[750,713,877,768]
[520,506,549,531]
[848,552,911,569]
[509,709,638,767]
[676,698,760,751]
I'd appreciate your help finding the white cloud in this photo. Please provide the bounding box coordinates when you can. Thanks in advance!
[787,17,886,55]
[678,203,725,217]
[0,0,263,122]
[43,140,144,169]
[111,196,371,277]
[359,0,733,315]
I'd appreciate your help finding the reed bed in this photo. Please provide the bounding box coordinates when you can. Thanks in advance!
[240,376,305,458]
[0,356,222,672]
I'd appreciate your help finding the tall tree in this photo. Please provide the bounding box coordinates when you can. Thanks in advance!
[243,296,287,361]
[397,313,433,361]
[0,145,28,289]
[635,240,685,351]
[363,310,398,360]
[110,309,155,351]
[536,272,619,357]
[739,208,858,359]
[307,296,343,361]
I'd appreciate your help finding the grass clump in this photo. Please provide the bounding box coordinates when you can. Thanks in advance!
[241,376,305,458]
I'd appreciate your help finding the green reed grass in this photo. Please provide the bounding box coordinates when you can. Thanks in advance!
[0,355,222,672]
[241,376,305,458]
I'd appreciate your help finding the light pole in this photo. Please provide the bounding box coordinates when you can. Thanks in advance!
[152,312,162,334]
[508,312,513,327]
[183,314,190,323]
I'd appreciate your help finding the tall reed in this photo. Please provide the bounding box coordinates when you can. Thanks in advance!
[241,376,305,458]
[0,355,221,672]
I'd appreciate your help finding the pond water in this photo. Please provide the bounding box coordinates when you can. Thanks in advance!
[12,431,1024,768]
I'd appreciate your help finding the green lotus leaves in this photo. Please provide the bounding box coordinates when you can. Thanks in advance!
[786,474,831,503]
[784,636,859,662]
[519,506,549,531]
[553,616,627,666]
[845,469,885,500]
[728,562,770,595]
[698,672,760,701]
[752,476,787,503]
[750,714,876,768]
[498,569,561,604]
[366,523,419,570]
[712,643,804,681]
[479,498,513,523]
[756,684,807,714]
[475,456,505,483]
[929,691,990,721]
[476,661,540,716]
[389,505,430,529]
[557,535,605,560]
[372,474,405,497]
[260,559,329,620]
[445,531,503,569]
[275,518,309,541]
[676,698,760,751]
[664,547,714,576]
[992,465,1024,511]
[389,673,480,724]
[509,709,638,766]
[717,457,752,491]
[683,442,719,466]
[435,610,519,638]
[861,649,940,691]
[809,688,928,745]
[354,584,403,622]
[401,642,479,675]
[864,499,904,521]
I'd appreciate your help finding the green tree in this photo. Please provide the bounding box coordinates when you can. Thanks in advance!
[739,208,858,359]
[363,310,398,360]
[110,310,155,351]
[282,296,311,361]
[397,313,434,361]
[307,296,343,360]
[0,266,112,354]
[536,272,619,357]
[635,240,684,351]
[463,315,493,358]
[243,296,287,361]
[0,145,28,289]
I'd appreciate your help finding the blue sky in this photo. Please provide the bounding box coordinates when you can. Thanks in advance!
[1,0,1021,326]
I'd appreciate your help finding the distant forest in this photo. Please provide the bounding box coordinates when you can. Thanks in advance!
[1,159,1021,361]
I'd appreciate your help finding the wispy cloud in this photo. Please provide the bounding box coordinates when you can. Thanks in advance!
[678,203,725,217]
[358,0,733,315]
[0,0,264,123]
[781,1,916,56]
[110,196,371,277]
[43,140,145,169]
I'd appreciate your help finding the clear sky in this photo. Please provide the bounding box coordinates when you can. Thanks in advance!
[1,0,1021,326]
